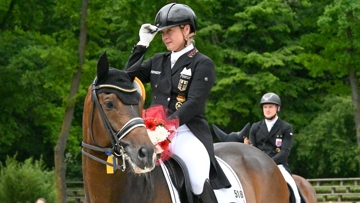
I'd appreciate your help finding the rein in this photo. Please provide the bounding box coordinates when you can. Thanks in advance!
[82,78,145,171]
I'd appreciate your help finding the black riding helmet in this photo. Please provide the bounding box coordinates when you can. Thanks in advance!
[260,92,281,106]
[154,3,197,33]
[260,93,281,120]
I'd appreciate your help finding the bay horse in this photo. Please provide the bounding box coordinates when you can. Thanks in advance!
[293,175,318,203]
[81,52,289,202]
[213,124,318,203]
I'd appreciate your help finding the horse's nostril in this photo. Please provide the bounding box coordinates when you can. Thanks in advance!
[138,147,148,158]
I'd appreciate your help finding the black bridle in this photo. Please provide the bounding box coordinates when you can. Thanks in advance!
[81,78,145,171]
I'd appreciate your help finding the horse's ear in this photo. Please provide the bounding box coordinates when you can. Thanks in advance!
[238,123,251,141]
[212,124,228,142]
[97,52,109,82]
[125,70,135,81]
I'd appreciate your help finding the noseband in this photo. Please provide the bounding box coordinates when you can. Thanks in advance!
[82,78,145,171]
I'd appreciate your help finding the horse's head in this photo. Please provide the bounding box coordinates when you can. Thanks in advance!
[82,52,156,173]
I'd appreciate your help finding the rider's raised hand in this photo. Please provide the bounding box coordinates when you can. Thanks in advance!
[137,23,158,47]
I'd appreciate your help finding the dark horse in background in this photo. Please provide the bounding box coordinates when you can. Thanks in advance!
[81,52,291,202]
[213,124,318,203]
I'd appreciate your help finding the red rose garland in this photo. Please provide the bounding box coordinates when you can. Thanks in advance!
[142,105,179,165]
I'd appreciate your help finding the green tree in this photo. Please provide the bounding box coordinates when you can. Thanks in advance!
[193,0,319,138]
[293,96,358,178]
[299,0,360,175]
[0,156,56,203]
[0,30,64,167]
[54,0,88,201]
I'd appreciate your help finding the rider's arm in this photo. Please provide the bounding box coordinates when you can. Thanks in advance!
[249,123,258,147]
[271,124,293,164]
[124,45,149,81]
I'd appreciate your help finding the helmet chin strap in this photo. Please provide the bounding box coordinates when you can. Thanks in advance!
[264,105,280,121]
[174,45,184,52]
[174,33,193,52]
[265,113,278,121]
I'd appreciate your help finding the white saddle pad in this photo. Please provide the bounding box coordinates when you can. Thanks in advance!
[160,157,246,203]
[214,156,246,203]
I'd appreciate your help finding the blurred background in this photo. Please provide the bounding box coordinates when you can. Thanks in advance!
[0,0,359,202]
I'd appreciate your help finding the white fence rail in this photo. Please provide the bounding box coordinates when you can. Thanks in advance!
[307,177,360,203]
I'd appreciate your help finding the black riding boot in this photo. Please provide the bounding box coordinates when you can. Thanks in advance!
[198,179,218,203]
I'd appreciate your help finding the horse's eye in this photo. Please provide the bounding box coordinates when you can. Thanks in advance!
[104,101,114,109]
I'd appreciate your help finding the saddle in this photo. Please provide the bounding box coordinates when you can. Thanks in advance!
[163,154,195,203]
[288,184,307,203]
[163,155,247,203]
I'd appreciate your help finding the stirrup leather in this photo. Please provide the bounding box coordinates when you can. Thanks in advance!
[198,179,218,203]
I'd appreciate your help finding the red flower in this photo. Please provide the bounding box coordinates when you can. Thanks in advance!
[142,105,179,165]
[159,139,169,150]
[144,118,157,131]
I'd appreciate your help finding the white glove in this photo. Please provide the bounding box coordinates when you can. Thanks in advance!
[137,23,158,47]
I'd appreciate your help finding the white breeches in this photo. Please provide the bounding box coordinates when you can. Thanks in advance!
[278,165,301,203]
[171,124,210,195]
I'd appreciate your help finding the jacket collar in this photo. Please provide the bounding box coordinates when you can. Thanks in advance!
[171,44,194,67]
[259,118,282,140]
[171,47,198,75]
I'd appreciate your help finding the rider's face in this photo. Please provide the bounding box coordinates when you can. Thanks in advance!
[160,25,190,52]
[262,104,279,119]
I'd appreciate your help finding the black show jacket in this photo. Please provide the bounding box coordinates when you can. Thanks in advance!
[249,118,294,174]
[124,45,231,189]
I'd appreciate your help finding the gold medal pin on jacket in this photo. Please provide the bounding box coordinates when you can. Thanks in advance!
[175,94,186,110]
